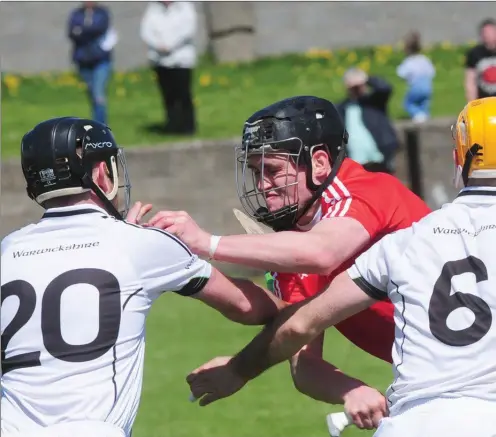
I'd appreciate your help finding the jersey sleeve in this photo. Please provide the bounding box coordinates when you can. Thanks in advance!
[347,226,413,301]
[325,193,384,239]
[130,226,212,300]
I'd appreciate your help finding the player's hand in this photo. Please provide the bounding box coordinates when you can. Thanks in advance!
[342,385,388,430]
[125,201,153,225]
[186,356,247,406]
[144,210,211,258]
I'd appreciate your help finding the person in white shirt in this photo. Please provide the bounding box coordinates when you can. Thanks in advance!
[140,1,197,134]
[184,97,496,437]
[397,31,435,123]
[1,117,284,437]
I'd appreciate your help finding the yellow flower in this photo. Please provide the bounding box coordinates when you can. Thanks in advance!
[3,74,21,95]
[128,73,139,83]
[346,51,357,63]
[357,58,371,73]
[116,87,126,97]
[306,48,333,60]
[199,73,212,87]
[376,44,393,54]
[305,47,321,59]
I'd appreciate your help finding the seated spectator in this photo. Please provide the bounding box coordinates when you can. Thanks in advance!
[397,31,435,123]
[337,68,399,174]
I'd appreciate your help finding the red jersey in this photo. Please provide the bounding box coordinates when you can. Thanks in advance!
[271,159,431,363]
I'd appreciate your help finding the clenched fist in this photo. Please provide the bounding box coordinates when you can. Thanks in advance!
[343,385,389,429]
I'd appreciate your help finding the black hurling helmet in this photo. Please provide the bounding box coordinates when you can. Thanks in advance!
[21,117,131,219]
[235,96,349,231]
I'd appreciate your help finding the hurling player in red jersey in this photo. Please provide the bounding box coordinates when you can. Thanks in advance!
[146,96,431,430]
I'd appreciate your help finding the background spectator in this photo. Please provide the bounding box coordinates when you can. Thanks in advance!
[67,1,115,125]
[465,18,496,101]
[140,1,198,135]
[337,68,399,174]
[397,31,435,123]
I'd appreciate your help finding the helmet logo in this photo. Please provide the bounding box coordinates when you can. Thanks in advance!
[85,141,113,149]
[39,168,56,187]
[244,124,261,135]
[243,121,262,147]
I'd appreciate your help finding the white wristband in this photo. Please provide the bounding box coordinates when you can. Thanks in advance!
[208,235,222,260]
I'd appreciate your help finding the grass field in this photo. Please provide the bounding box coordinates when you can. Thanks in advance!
[2,43,472,158]
[133,276,391,437]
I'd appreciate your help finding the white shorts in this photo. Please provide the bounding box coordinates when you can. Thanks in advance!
[2,421,126,437]
[375,397,496,437]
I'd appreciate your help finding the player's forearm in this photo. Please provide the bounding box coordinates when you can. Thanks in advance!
[215,232,336,274]
[291,351,366,404]
[228,277,288,325]
[464,70,477,101]
[465,83,477,102]
[230,300,319,381]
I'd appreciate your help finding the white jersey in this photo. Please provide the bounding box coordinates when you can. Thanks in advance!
[1,204,212,436]
[348,187,496,415]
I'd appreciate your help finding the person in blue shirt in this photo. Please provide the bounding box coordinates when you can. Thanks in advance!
[397,31,436,123]
[68,2,114,125]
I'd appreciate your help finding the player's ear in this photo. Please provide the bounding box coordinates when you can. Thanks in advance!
[93,161,113,195]
[311,148,330,184]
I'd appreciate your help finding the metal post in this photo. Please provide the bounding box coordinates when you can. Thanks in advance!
[405,127,424,199]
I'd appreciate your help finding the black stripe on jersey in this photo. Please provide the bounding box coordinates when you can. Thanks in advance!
[122,287,144,310]
[352,276,388,301]
[387,280,406,407]
[174,276,210,296]
[122,221,193,257]
[457,189,496,198]
[42,208,105,219]
[111,344,118,405]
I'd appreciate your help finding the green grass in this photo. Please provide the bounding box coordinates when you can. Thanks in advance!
[2,43,471,158]
[133,276,391,437]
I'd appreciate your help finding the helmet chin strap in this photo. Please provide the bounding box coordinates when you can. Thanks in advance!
[454,144,483,189]
[81,157,124,220]
[296,146,346,223]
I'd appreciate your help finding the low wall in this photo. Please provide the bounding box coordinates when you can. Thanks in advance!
[0,117,457,275]
[0,2,489,73]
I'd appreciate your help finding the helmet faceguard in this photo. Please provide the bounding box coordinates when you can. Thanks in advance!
[235,96,348,231]
[21,117,131,219]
